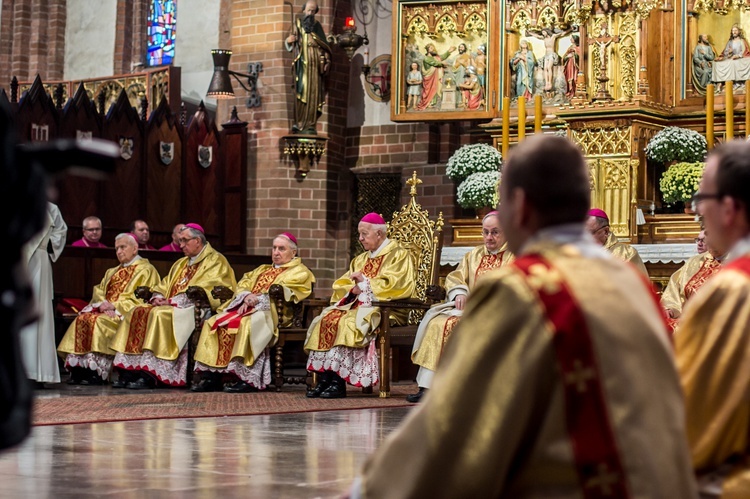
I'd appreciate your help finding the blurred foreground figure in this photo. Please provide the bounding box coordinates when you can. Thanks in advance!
[0,98,117,450]
[349,134,697,498]
[676,140,750,497]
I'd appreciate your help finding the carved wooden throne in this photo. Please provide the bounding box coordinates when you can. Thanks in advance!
[372,171,444,398]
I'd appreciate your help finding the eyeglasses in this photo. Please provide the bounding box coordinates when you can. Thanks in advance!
[482,229,502,237]
[590,225,609,235]
[177,237,197,244]
[694,237,706,244]
[690,192,724,206]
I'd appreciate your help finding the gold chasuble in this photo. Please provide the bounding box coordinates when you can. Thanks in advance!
[411,243,514,373]
[677,253,750,497]
[304,239,414,387]
[603,231,649,277]
[193,258,314,371]
[57,258,160,376]
[110,242,236,386]
[661,252,721,332]
[357,239,696,498]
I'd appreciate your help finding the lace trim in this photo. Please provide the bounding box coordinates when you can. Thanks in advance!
[65,353,113,380]
[194,350,271,389]
[307,344,379,388]
[113,348,188,386]
[358,278,373,307]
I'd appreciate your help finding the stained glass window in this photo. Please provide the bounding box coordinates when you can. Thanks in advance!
[147,0,176,67]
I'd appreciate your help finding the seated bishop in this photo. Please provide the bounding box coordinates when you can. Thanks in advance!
[586,208,649,276]
[57,233,160,384]
[407,211,514,403]
[191,232,315,393]
[109,223,236,389]
[304,212,415,399]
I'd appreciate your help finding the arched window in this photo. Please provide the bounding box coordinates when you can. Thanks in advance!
[147,0,177,66]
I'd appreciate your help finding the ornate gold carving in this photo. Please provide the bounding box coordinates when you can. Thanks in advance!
[602,159,630,189]
[403,2,488,38]
[571,126,631,156]
[387,172,444,324]
[617,13,637,100]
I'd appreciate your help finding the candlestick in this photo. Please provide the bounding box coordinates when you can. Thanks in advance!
[534,95,542,133]
[502,97,510,158]
[706,83,714,150]
[727,81,734,140]
[518,97,526,141]
[364,47,369,66]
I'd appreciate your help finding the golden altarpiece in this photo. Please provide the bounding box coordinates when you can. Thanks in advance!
[391,0,750,286]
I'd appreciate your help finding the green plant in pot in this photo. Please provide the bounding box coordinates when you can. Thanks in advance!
[659,161,705,212]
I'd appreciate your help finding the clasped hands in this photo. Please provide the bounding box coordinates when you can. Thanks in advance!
[98,301,117,318]
[349,271,365,295]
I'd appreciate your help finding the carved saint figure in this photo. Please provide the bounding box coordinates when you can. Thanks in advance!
[510,39,536,101]
[406,62,423,110]
[415,43,456,111]
[526,27,572,93]
[562,33,580,98]
[717,24,750,61]
[692,34,716,94]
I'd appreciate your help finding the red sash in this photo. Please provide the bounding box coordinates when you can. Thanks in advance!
[724,254,750,277]
[513,254,630,499]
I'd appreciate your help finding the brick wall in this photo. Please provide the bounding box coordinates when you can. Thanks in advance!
[113,0,148,74]
[0,0,66,84]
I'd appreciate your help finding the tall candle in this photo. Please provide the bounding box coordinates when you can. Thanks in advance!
[502,97,510,158]
[534,95,542,133]
[518,97,526,141]
[706,83,714,150]
[727,81,734,140]
[746,81,750,139]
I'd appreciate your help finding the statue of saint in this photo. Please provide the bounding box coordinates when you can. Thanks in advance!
[284,0,332,134]
[510,40,536,101]
[692,34,716,94]
[717,24,750,61]
[526,27,572,94]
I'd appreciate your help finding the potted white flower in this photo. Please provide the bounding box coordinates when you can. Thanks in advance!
[446,143,502,182]
[645,127,707,164]
[457,170,501,211]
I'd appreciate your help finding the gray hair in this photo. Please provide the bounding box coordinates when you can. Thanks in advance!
[114,232,138,247]
[180,226,207,244]
[275,233,298,251]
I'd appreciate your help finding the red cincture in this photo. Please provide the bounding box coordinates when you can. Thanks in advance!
[513,254,631,499]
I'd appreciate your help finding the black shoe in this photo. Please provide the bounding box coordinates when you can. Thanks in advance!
[191,375,223,392]
[406,387,427,403]
[319,376,346,399]
[306,371,332,398]
[66,367,85,385]
[112,369,133,388]
[125,374,156,390]
[85,370,105,385]
[223,380,258,393]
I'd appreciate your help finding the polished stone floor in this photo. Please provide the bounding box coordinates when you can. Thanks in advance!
[0,382,414,498]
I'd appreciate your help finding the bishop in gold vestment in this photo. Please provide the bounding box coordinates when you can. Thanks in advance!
[58,233,160,382]
[110,225,236,387]
[409,212,513,400]
[193,233,314,392]
[587,209,649,276]
[661,249,722,332]
[305,213,415,396]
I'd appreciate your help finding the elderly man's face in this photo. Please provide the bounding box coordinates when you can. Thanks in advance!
[178,228,203,257]
[114,236,138,264]
[482,214,505,252]
[358,222,384,252]
[272,236,296,266]
[586,217,610,245]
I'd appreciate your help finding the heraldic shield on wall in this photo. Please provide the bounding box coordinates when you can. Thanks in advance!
[392,0,495,121]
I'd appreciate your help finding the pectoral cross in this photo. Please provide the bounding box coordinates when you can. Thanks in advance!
[588,24,620,101]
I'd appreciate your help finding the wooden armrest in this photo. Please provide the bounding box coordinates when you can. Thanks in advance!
[268,284,284,301]
[305,298,331,307]
[426,284,446,302]
[212,286,234,302]
[186,286,210,309]
[135,286,152,301]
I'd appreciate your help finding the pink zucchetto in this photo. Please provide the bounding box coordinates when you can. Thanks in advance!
[360,212,386,225]
[587,208,609,221]
[280,232,298,245]
[184,223,204,233]
[482,210,499,221]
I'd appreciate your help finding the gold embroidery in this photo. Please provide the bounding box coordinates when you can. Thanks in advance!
[526,263,562,294]
[168,263,200,297]
[74,313,98,353]
[363,255,384,278]
[252,267,287,294]
[684,258,721,300]
[475,252,505,280]
[584,463,621,495]
[319,309,346,350]
[565,359,596,393]
[105,265,136,302]
[215,326,236,366]
[124,306,153,353]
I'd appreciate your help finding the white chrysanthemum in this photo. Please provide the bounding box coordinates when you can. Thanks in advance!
[645,127,707,164]
[457,170,501,209]
[446,143,502,182]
